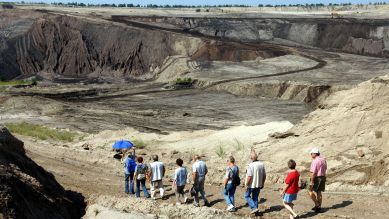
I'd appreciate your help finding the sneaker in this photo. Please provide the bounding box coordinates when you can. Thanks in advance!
[176,202,182,206]
[228,207,236,212]
[250,209,259,214]
[184,197,188,203]
[226,205,234,211]
[193,203,200,207]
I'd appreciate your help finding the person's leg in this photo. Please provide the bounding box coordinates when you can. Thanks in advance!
[175,185,181,203]
[194,181,200,206]
[124,173,129,194]
[308,190,319,207]
[129,172,135,194]
[150,181,156,199]
[230,185,237,207]
[223,184,232,207]
[141,179,150,197]
[283,202,297,218]
[244,188,256,210]
[317,191,322,207]
[252,188,260,210]
[199,179,208,204]
[136,179,141,197]
[158,180,165,198]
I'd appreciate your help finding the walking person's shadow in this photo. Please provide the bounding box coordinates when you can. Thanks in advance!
[298,200,353,218]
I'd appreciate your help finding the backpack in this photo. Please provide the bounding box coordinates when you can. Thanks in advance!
[136,164,147,180]
[126,158,137,173]
[229,167,241,187]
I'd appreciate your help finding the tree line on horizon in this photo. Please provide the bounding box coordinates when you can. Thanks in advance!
[2,1,388,8]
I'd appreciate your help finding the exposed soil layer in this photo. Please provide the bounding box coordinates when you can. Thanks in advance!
[124,16,389,57]
[0,126,85,219]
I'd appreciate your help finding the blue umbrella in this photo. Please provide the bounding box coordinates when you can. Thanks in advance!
[112,140,134,150]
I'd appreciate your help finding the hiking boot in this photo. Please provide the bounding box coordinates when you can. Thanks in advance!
[193,203,200,207]
[204,201,210,207]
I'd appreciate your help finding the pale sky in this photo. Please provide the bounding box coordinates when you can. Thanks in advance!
[6,0,387,6]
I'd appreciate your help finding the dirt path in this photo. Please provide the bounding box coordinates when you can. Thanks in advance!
[26,146,389,219]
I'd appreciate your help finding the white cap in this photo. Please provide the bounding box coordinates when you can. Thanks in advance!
[310,148,320,154]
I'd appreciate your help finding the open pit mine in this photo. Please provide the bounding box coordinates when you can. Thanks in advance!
[0,4,388,219]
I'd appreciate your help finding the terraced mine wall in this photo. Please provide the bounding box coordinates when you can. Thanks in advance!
[128,16,389,57]
[0,13,202,80]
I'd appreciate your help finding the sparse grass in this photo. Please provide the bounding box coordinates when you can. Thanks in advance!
[132,138,146,149]
[214,142,227,158]
[174,77,193,85]
[233,137,245,151]
[0,77,37,86]
[5,122,78,142]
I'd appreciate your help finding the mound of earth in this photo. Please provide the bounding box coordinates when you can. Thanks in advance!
[0,126,85,219]
[257,75,389,191]
[83,195,236,219]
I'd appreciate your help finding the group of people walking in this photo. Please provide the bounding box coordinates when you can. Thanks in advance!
[121,147,327,218]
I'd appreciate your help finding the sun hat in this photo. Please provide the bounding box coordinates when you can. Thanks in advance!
[310,148,320,154]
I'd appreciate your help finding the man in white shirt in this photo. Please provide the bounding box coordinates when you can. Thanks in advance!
[192,155,209,207]
[148,155,165,200]
[244,151,266,215]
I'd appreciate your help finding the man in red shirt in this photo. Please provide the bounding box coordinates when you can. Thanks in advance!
[309,148,327,213]
[280,159,299,219]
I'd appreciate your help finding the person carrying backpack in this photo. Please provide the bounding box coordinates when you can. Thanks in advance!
[223,156,240,212]
[134,156,150,198]
[123,152,136,194]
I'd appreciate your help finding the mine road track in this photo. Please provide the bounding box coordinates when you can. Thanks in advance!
[107,16,328,87]
[14,11,327,102]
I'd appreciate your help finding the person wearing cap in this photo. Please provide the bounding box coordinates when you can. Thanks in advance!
[308,148,327,212]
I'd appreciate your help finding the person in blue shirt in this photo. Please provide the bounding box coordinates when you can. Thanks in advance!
[122,151,136,194]
[173,158,188,205]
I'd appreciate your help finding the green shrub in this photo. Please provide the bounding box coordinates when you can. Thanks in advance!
[5,122,78,142]
[133,138,146,149]
[215,142,226,158]
[174,77,193,85]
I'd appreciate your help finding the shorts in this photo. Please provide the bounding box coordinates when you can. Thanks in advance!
[283,193,297,203]
[151,180,163,190]
[312,176,326,192]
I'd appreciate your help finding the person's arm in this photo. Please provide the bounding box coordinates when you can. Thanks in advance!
[134,166,138,180]
[309,162,317,189]
[162,164,166,178]
[281,173,291,197]
[147,165,152,182]
[262,167,266,189]
[281,183,290,197]
[192,164,197,182]
[310,172,316,189]
[245,176,252,189]
[205,163,208,176]
[173,169,177,186]
[223,168,229,187]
